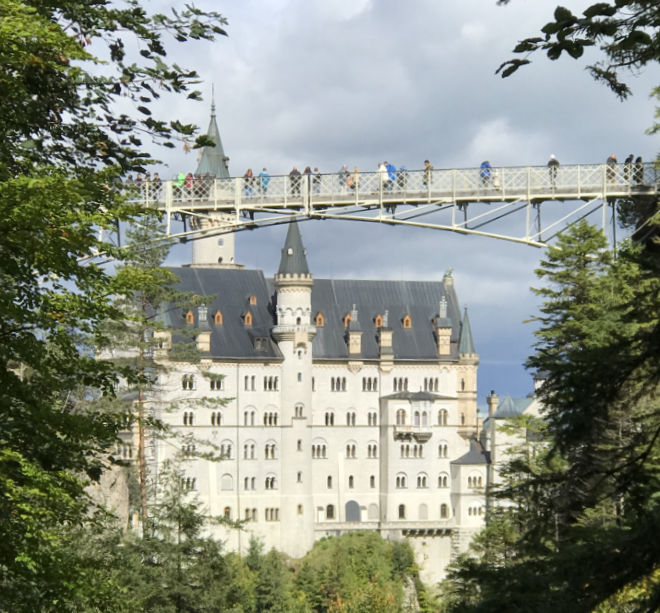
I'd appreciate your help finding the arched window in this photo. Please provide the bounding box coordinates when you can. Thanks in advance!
[185,309,194,324]
[220,474,233,490]
[370,475,376,488]
[398,504,406,519]
[315,312,325,327]
[440,503,449,519]
[438,442,448,458]
[438,473,449,488]
[327,475,333,489]
[348,475,354,488]
[243,311,253,327]
[326,504,335,520]
[343,312,351,328]
[402,314,412,329]
[417,473,428,488]
[396,409,406,425]
[438,409,448,426]
[214,309,223,325]
[374,313,383,328]
[249,294,257,305]
[396,473,407,489]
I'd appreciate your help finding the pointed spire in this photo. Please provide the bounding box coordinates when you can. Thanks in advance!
[195,97,230,179]
[277,221,310,276]
[458,307,476,355]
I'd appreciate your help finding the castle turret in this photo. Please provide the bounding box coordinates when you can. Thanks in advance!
[190,98,239,268]
[271,221,315,555]
[457,307,479,435]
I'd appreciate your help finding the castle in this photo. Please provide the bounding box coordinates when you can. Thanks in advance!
[140,106,491,584]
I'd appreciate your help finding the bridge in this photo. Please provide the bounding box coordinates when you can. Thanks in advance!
[129,162,659,248]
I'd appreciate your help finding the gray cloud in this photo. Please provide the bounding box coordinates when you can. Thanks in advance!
[152,0,658,402]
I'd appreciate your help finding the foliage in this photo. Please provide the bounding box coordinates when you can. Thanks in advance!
[439,220,660,612]
[0,0,227,607]
[112,461,251,613]
[496,1,660,99]
[293,532,418,612]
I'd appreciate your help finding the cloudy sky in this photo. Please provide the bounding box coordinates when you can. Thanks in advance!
[148,0,658,407]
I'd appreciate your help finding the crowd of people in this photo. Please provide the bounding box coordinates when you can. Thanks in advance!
[124,157,648,202]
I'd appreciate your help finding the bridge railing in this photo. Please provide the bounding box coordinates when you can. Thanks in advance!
[125,163,658,208]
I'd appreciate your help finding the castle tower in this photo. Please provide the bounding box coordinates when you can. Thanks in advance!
[190,98,239,268]
[271,221,316,555]
[457,307,479,432]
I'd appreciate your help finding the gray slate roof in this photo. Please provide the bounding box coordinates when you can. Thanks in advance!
[165,268,464,361]
[164,267,281,360]
[300,278,461,360]
[492,395,534,419]
[277,221,310,275]
[451,439,490,465]
[458,308,476,355]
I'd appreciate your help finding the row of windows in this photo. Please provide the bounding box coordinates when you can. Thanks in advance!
[362,377,378,391]
[241,443,278,460]
[206,439,453,462]
[218,471,480,493]
[330,377,347,392]
[233,503,458,523]
[206,409,382,427]
[400,444,424,458]
[182,373,452,395]
[243,376,279,391]
[181,375,225,391]
[314,312,415,330]
[395,408,453,426]
[241,410,279,426]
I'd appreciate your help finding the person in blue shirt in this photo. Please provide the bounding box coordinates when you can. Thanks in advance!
[480,160,492,187]
[258,168,270,194]
[385,161,396,191]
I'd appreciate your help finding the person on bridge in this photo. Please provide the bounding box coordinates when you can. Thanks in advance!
[313,167,322,194]
[624,154,634,184]
[606,154,617,183]
[258,168,270,194]
[423,160,434,188]
[243,168,255,197]
[339,165,350,192]
[634,156,644,184]
[548,155,559,190]
[385,161,396,191]
[289,166,302,196]
[480,161,492,187]
[377,162,387,190]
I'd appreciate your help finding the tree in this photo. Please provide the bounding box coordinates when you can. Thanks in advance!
[0,0,227,607]
[439,221,660,612]
[113,461,250,613]
[496,1,660,100]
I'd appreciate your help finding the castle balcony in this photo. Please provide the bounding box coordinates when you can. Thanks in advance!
[393,425,432,443]
[271,324,316,342]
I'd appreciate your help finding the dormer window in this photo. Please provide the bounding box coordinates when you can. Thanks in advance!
[343,312,352,328]
[185,310,194,325]
[374,314,383,328]
[402,314,412,329]
[244,311,253,327]
[287,247,293,255]
[249,295,257,305]
[254,337,268,351]
[315,312,325,327]
[214,309,223,326]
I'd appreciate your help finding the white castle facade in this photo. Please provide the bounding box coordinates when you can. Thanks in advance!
[138,108,490,584]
